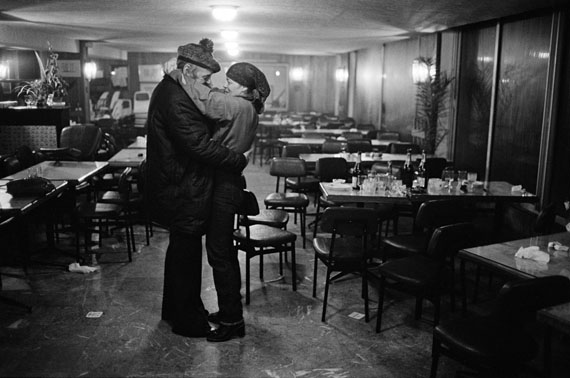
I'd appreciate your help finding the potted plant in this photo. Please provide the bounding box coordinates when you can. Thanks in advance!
[14,42,68,107]
[414,57,454,153]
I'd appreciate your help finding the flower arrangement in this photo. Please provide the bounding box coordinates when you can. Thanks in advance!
[14,42,68,106]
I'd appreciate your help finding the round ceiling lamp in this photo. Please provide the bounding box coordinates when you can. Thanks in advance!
[212,6,238,21]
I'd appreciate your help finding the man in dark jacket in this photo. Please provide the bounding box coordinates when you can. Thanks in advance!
[146,39,248,337]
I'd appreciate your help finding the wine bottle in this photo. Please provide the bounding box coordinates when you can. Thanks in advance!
[401,149,414,188]
[416,150,427,189]
[351,151,362,190]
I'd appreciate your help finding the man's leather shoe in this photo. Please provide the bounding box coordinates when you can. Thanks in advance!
[206,323,245,342]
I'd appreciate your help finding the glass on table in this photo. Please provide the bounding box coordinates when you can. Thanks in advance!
[467,172,477,182]
[442,168,454,188]
[458,170,467,183]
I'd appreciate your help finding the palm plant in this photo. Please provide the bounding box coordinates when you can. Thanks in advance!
[14,42,68,106]
[414,57,454,153]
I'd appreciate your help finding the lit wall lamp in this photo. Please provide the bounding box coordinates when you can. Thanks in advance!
[84,61,97,81]
[0,61,8,79]
[290,67,305,82]
[335,67,348,82]
[212,5,238,21]
[412,59,430,83]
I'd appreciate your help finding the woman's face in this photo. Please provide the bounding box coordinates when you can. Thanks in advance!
[224,77,246,96]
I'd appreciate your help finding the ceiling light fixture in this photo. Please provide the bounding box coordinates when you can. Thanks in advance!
[212,6,238,22]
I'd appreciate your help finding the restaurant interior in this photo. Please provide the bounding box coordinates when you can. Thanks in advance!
[2,0,570,377]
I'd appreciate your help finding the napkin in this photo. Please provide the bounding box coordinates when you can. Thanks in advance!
[514,246,550,264]
[68,262,100,274]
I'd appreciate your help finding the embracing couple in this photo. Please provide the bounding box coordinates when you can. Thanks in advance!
[145,38,270,342]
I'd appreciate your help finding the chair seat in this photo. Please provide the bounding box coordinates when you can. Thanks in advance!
[248,209,289,228]
[372,255,447,291]
[77,202,123,218]
[313,236,370,264]
[382,233,428,256]
[98,190,141,206]
[234,224,296,247]
[434,317,538,365]
[264,192,310,207]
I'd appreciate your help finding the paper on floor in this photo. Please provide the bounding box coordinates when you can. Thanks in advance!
[68,262,100,274]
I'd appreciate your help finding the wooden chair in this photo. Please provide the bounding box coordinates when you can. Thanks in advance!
[347,139,373,153]
[234,190,297,304]
[387,142,421,154]
[370,222,474,332]
[312,207,379,322]
[431,275,570,378]
[264,158,311,248]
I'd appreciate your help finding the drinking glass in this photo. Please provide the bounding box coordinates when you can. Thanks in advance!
[458,170,468,184]
[25,95,34,107]
[442,168,454,188]
[467,172,477,182]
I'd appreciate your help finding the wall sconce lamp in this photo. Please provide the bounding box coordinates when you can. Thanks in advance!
[212,6,238,21]
[290,67,305,82]
[0,61,9,79]
[84,61,97,81]
[335,67,348,82]
[412,59,430,83]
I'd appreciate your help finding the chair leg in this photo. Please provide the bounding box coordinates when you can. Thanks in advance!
[415,297,423,320]
[430,335,440,378]
[312,255,318,297]
[259,250,264,280]
[312,200,321,239]
[322,268,332,322]
[246,252,251,305]
[291,243,296,291]
[376,276,386,332]
[433,296,441,325]
[300,207,307,248]
[363,267,369,322]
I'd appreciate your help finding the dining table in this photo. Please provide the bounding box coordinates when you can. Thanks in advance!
[290,128,369,136]
[457,231,570,377]
[300,152,422,165]
[108,148,146,168]
[126,137,147,149]
[279,137,390,148]
[3,160,109,184]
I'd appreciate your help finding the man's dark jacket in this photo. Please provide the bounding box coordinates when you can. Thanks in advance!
[146,74,247,235]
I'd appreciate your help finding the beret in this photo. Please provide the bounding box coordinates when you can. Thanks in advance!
[226,62,271,100]
[177,38,221,73]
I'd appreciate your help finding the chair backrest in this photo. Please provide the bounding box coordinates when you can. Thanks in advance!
[356,124,376,131]
[282,144,312,158]
[237,189,261,217]
[315,157,348,182]
[117,167,133,195]
[342,131,363,140]
[320,207,378,237]
[378,131,400,141]
[269,157,306,177]
[533,202,556,236]
[323,122,345,129]
[387,142,421,154]
[133,91,150,113]
[492,275,570,323]
[322,139,347,153]
[426,222,475,261]
[347,139,373,153]
[60,124,103,161]
[415,199,471,232]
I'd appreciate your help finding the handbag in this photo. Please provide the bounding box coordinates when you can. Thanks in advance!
[6,177,56,197]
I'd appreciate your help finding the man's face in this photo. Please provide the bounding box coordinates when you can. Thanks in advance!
[184,64,213,87]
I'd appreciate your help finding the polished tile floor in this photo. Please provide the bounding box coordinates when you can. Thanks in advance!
[1,162,569,377]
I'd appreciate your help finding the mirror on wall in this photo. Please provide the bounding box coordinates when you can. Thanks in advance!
[212,62,289,111]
